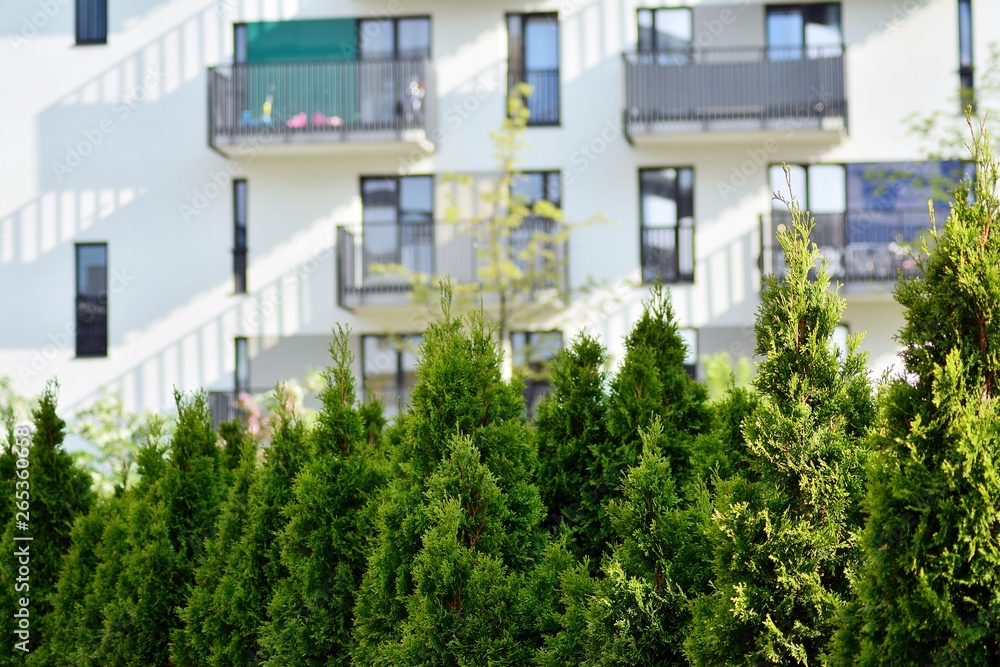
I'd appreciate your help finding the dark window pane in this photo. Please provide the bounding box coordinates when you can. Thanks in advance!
[76,0,107,44]
[638,10,655,52]
[234,180,247,294]
[234,24,247,63]
[512,173,545,205]
[509,14,559,125]
[507,15,524,73]
[804,4,841,56]
[641,168,694,283]
[641,168,679,226]
[362,178,398,223]
[76,244,108,357]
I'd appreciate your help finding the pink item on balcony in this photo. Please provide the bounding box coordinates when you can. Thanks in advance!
[286,112,307,128]
[311,112,344,128]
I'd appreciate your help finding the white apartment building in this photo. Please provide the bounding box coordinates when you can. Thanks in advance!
[0,0,993,423]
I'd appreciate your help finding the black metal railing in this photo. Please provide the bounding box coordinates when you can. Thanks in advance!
[207,388,270,430]
[641,224,695,283]
[508,68,560,125]
[337,218,568,309]
[365,385,414,420]
[208,58,434,149]
[759,207,949,285]
[76,294,107,357]
[624,45,845,137]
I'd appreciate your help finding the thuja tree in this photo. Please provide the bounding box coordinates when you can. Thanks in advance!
[533,333,609,559]
[260,330,387,666]
[539,419,713,666]
[352,290,545,666]
[34,422,167,667]
[0,382,94,663]
[685,190,876,666]
[592,285,710,556]
[91,391,228,666]
[171,421,258,666]
[831,122,1000,665]
[31,418,166,667]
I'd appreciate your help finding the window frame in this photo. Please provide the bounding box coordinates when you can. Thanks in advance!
[958,0,975,111]
[765,3,842,60]
[233,179,248,295]
[506,12,561,127]
[361,333,423,415]
[234,337,250,394]
[510,330,563,419]
[76,0,108,46]
[636,7,693,54]
[75,242,109,358]
[638,166,696,284]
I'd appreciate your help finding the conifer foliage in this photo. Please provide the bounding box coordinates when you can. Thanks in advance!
[833,122,1000,665]
[0,382,93,664]
[352,288,544,666]
[260,328,386,666]
[686,184,875,665]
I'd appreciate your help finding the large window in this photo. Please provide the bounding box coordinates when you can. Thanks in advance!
[640,167,695,283]
[511,331,563,419]
[507,13,560,125]
[234,179,248,294]
[363,335,422,417]
[76,0,107,45]
[361,175,434,284]
[766,4,841,60]
[958,0,974,110]
[75,243,108,357]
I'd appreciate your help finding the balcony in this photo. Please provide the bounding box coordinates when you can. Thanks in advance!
[336,218,567,310]
[207,58,435,156]
[623,46,846,143]
[759,207,946,292]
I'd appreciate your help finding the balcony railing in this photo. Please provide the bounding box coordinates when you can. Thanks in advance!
[337,218,567,309]
[624,45,846,139]
[208,58,434,152]
[759,207,948,286]
[641,224,695,283]
[207,388,271,430]
[508,68,560,125]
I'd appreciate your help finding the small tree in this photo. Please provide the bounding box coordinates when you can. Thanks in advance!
[831,120,1000,665]
[533,333,610,560]
[686,181,876,666]
[260,329,387,666]
[0,381,94,664]
[92,391,228,666]
[352,289,545,665]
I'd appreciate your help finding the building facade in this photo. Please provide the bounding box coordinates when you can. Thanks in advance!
[0,0,992,421]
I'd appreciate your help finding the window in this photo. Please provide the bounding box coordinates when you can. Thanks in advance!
[766,4,841,60]
[363,335,422,417]
[507,13,560,125]
[234,337,250,394]
[234,180,248,294]
[76,0,107,45]
[637,8,692,53]
[361,176,434,284]
[678,328,698,379]
[958,0,974,111]
[76,243,108,357]
[510,171,561,287]
[511,331,563,419]
[639,167,695,283]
